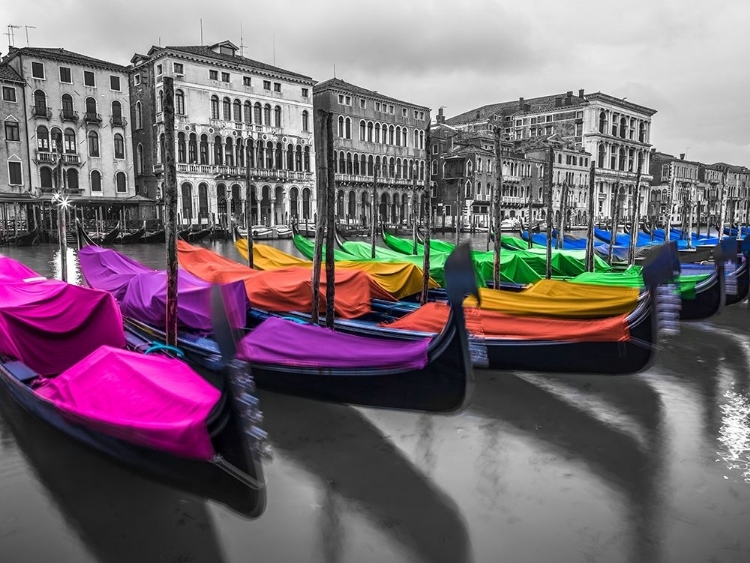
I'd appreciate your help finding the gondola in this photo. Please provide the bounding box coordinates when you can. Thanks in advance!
[0,259,268,511]
[75,220,120,248]
[77,242,477,413]
[117,222,146,244]
[4,226,40,246]
[179,227,213,243]
[143,227,166,244]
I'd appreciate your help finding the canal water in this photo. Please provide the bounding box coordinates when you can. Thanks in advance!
[1,235,749,563]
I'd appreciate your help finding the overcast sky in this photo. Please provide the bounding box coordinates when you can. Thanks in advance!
[3,0,748,166]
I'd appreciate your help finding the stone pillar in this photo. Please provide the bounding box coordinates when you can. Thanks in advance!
[270,196,276,226]
[256,199,261,227]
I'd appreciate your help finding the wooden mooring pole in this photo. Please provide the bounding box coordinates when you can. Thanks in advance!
[163,76,178,347]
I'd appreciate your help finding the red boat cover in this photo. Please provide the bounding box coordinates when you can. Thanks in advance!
[0,277,126,376]
[35,346,220,460]
[177,241,395,319]
[381,302,631,342]
[238,316,431,369]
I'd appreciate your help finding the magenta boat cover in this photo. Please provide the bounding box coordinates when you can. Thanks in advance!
[78,246,247,333]
[238,316,431,370]
[0,254,43,281]
[0,276,126,376]
[35,346,220,460]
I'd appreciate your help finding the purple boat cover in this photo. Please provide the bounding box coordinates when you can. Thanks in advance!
[0,276,126,376]
[35,346,220,460]
[78,246,247,333]
[0,254,43,281]
[238,316,431,370]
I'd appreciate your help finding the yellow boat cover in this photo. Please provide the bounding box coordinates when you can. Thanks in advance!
[235,239,438,300]
[463,279,641,318]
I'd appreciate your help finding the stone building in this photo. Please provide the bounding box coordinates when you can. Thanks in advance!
[129,40,316,228]
[313,78,429,226]
[698,163,724,231]
[1,47,137,223]
[712,163,750,228]
[0,61,32,229]
[648,151,701,230]
[445,89,655,223]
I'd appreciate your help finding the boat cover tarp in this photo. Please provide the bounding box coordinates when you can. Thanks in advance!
[462,279,640,318]
[238,316,430,369]
[177,241,395,318]
[35,346,219,460]
[78,246,247,333]
[380,302,630,342]
[235,238,439,299]
[0,254,44,281]
[0,275,125,377]
[570,268,711,300]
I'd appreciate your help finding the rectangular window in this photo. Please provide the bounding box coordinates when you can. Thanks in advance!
[8,161,22,185]
[5,121,19,141]
[360,99,366,109]
[375,102,381,112]
[273,82,281,92]
[31,62,45,79]
[345,95,351,105]
[2,86,16,102]
[402,108,407,117]
[59,67,72,83]
[432,144,438,154]
[221,72,230,82]
[110,76,121,91]
[263,80,271,90]
[661,164,670,180]
[209,70,218,80]
[419,112,425,119]
[84,71,95,87]
[389,105,394,114]
[243,76,251,86]
[338,94,344,104]
[414,110,419,119]
[134,74,141,85]
[301,87,309,97]
[173,62,184,74]
[157,64,163,76]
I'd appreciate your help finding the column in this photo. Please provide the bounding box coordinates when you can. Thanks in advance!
[270,195,276,226]
[256,198,261,227]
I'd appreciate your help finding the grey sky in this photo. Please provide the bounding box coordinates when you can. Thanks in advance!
[3,0,748,166]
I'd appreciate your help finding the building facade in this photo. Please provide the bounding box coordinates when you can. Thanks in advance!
[129,40,316,228]
[648,151,702,230]
[313,78,430,226]
[0,61,33,230]
[445,89,655,223]
[2,47,136,212]
[713,163,750,228]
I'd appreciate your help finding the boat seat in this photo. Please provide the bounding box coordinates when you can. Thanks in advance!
[1,360,39,383]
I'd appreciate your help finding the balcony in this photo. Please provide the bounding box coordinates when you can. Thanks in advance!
[172,163,313,182]
[61,154,81,166]
[34,151,80,166]
[31,106,52,119]
[60,110,79,123]
[110,116,128,128]
[35,150,56,163]
[84,112,102,124]
[153,163,164,174]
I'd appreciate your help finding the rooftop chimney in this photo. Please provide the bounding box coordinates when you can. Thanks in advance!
[578,88,585,98]
[519,97,524,110]
[437,107,445,125]
[555,97,562,107]
[680,153,685,160]
[566,90,573,99]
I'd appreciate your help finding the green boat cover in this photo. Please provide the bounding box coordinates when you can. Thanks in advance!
[570,267,711,300]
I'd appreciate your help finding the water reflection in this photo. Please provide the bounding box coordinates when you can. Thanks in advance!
[718,389,750,483]
[0,389,233,563]
[258,390,473,563]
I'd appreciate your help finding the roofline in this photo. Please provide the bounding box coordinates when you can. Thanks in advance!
[585,92,657,116]
[314,78,430,112]
[4,46,128,73]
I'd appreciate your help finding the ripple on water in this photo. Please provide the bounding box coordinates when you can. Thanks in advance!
[717,388,750,483]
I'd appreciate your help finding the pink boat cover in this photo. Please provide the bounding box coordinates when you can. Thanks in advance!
[237,316,431,370]
[35,346,220,460]
[78,246,247,334]
[0,254,43,281]
[0,276,126,376]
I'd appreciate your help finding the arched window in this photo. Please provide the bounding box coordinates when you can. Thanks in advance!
[37,125,50,150]
[432,160,438,176]
[353,152,360,175]
[175,91,185,115]
[295,145,302,171]
[338,116,344,137]
[67,168,79,191]
[345,117,351,139]
[181,183,193,219]
[346,152,353,175]
[244,101,252,123]
[388,125,394,145]
[222,97,231,120]
[368,155,374,176]
[34,90,46,113]
[247,139,255,168]
[88,131,99,157]
[236,139,244,167]
[91,170,102,192]
[214,136,223,165]
[114,133,125,159]
[157,91,163,113]
[375,123,381,143]
[304,146,310,172]
[116,171,126,193]
[225,137,234,167]
[274,106,281,127]
[198,183,209,219]
[64,128,76,153]
[275,143,282,169]
[619,117,627,139]
[135,101,142,129]
[302,110,309,132]
[61,94,74,118]
[287,144,294,170]
[359,120,366,141]
[136,144,143,175]
[199,135,208,164]
[233,99,241,122]
[338,151,345,174]
[618,147,626,171]
[639,122,646,143]
[266,141,274,169]
[254,102,262,124]
[598,144,605,168]
[86,96,97,115]
[419,130,424,149]
[257,142,264,168]
[159,133,165,163]
[40,167,53,189]
[420,161,425,181]
[263,104,271,125]
[402,128,407,147]
[395,126,401,147]
[367,122,373,142]
[188,133,197,163]
[177,132,186,163]
[593,112,605,136]
[111,101,123,126]
[414,129,419,148]
[210,96,219,119]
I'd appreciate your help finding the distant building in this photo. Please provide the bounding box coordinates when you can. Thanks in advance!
[1,46,138,225]
[0,60,33,229]
[445,89,656,222]
[129,40,316,228]
[313,78,430,226]
[712,162,750,228]
[649,151,702,231]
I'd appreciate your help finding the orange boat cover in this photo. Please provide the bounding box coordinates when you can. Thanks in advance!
[177,241,395,319]
[380,302,631,342]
